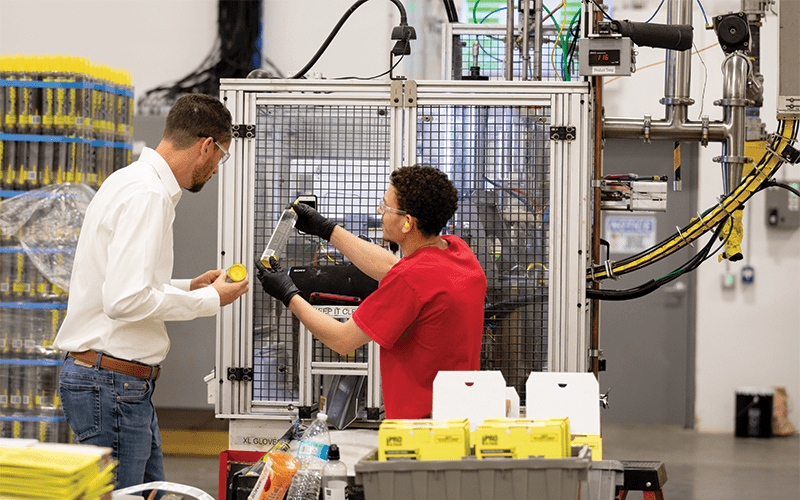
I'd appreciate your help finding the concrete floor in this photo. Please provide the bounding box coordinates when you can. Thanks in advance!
[601,423,799,500]
[161,423,799,500]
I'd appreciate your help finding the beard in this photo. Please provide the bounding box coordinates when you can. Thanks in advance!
[187,158,215,193]
[187,177,207,193]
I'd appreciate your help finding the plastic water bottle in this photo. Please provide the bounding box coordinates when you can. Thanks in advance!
[286,413,331,500]
[260,206,298,268]
[321,444,348,500]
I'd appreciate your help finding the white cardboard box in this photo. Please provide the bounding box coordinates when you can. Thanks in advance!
[432,371,507,431]
[525,372,601,435]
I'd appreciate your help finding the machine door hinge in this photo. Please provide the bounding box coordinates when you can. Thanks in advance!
[589,348,606,372]
[404,80,417,107]
[550,126,576,141]
[232,124,256,139]
[226,367,253,382]
[390,80,418,108]
[391,80,404,107]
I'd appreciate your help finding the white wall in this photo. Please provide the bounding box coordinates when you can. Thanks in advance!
[261,0,397,79]
[0,0,219,113]
[2,0,796,430]
[603,0,799,432]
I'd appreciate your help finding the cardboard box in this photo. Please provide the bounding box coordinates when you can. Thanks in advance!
[378,419,470,461]
[526,372,600,435]
[432,371,507,431]
[474,418,570,459]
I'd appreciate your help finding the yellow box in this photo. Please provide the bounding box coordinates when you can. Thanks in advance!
[571,434,603,460]
[543,418,570,457]
[474,418,570,459]
[378,419,470,461]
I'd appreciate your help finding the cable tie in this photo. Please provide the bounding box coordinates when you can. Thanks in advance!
[748,160,770,178]
[675,226,695,248]
[695,213,715,233]
[603,259,619,281]
[764,142,793,164]
[716,196,735,220]
[766,132,797,148]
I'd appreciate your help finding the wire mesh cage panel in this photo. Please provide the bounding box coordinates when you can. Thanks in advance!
[414,103,550,398]
[217,79,591,419]
[252,103,393,409]
[446,24,581,81]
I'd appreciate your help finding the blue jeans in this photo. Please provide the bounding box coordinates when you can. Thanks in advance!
[59,356,165,490]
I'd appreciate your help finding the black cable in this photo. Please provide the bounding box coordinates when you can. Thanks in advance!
[590,0,614,21]
[586,123,790,280]
[565,16,582,76]
[587,120,797,285]
[334,54,405,80]
[290,0,409,79]
[757,180,800,197]
[139,0,261,107]
[585,279,660,301]
[587,216,728,301]
[443,0,458,23]
[484,294,536,319]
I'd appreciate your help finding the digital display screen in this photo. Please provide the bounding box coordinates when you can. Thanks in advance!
[588,49,621,66]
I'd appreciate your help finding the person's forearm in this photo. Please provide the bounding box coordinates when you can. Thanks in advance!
[288,295,370,354]
[328,226,398,281]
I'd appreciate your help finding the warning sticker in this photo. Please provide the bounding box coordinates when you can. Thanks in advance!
[605,215,657,254]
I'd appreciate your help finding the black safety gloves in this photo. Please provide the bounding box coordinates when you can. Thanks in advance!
[291,202,337,241]
[255,257,301,307]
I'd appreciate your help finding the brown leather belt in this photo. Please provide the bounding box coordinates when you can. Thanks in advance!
[68,350,160,381]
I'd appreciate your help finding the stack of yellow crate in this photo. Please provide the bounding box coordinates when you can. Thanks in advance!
[378,419,470,461]
[474,418,571,459]
[0,442,115,499]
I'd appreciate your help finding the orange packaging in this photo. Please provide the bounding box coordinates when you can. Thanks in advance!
[260,449,300,500]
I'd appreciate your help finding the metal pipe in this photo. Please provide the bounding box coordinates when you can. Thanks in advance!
[533,0,543,80]
[718,52,751,193]
[603,114,728,142]
[590,1,605,380]
[506,0,515,80]
[603,0,750,173]
[664,0,693,103]
[604,0,708,141]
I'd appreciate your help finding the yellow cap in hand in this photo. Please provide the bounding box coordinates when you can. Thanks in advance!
[227,263,247,282]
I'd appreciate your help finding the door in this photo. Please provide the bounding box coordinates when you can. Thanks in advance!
[598,139,698,427]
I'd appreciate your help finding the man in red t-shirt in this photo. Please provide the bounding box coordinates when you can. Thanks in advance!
[255,165,487,419]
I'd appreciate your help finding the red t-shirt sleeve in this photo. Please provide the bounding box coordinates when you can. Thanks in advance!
[352,268,422,350]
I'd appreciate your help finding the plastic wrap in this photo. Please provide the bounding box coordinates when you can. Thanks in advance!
[0,183,96,293]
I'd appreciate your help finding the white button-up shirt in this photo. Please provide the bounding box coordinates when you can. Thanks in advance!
[54,147,220,365]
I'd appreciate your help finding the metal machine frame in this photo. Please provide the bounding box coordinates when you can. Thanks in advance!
[441,22,582,82]
[298,305,382,416]
[213,78,591,446]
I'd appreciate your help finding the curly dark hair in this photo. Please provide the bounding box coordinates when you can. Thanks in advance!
[390,165,458,237]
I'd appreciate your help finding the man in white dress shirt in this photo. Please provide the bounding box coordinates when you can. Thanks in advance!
[54,93,249,490]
